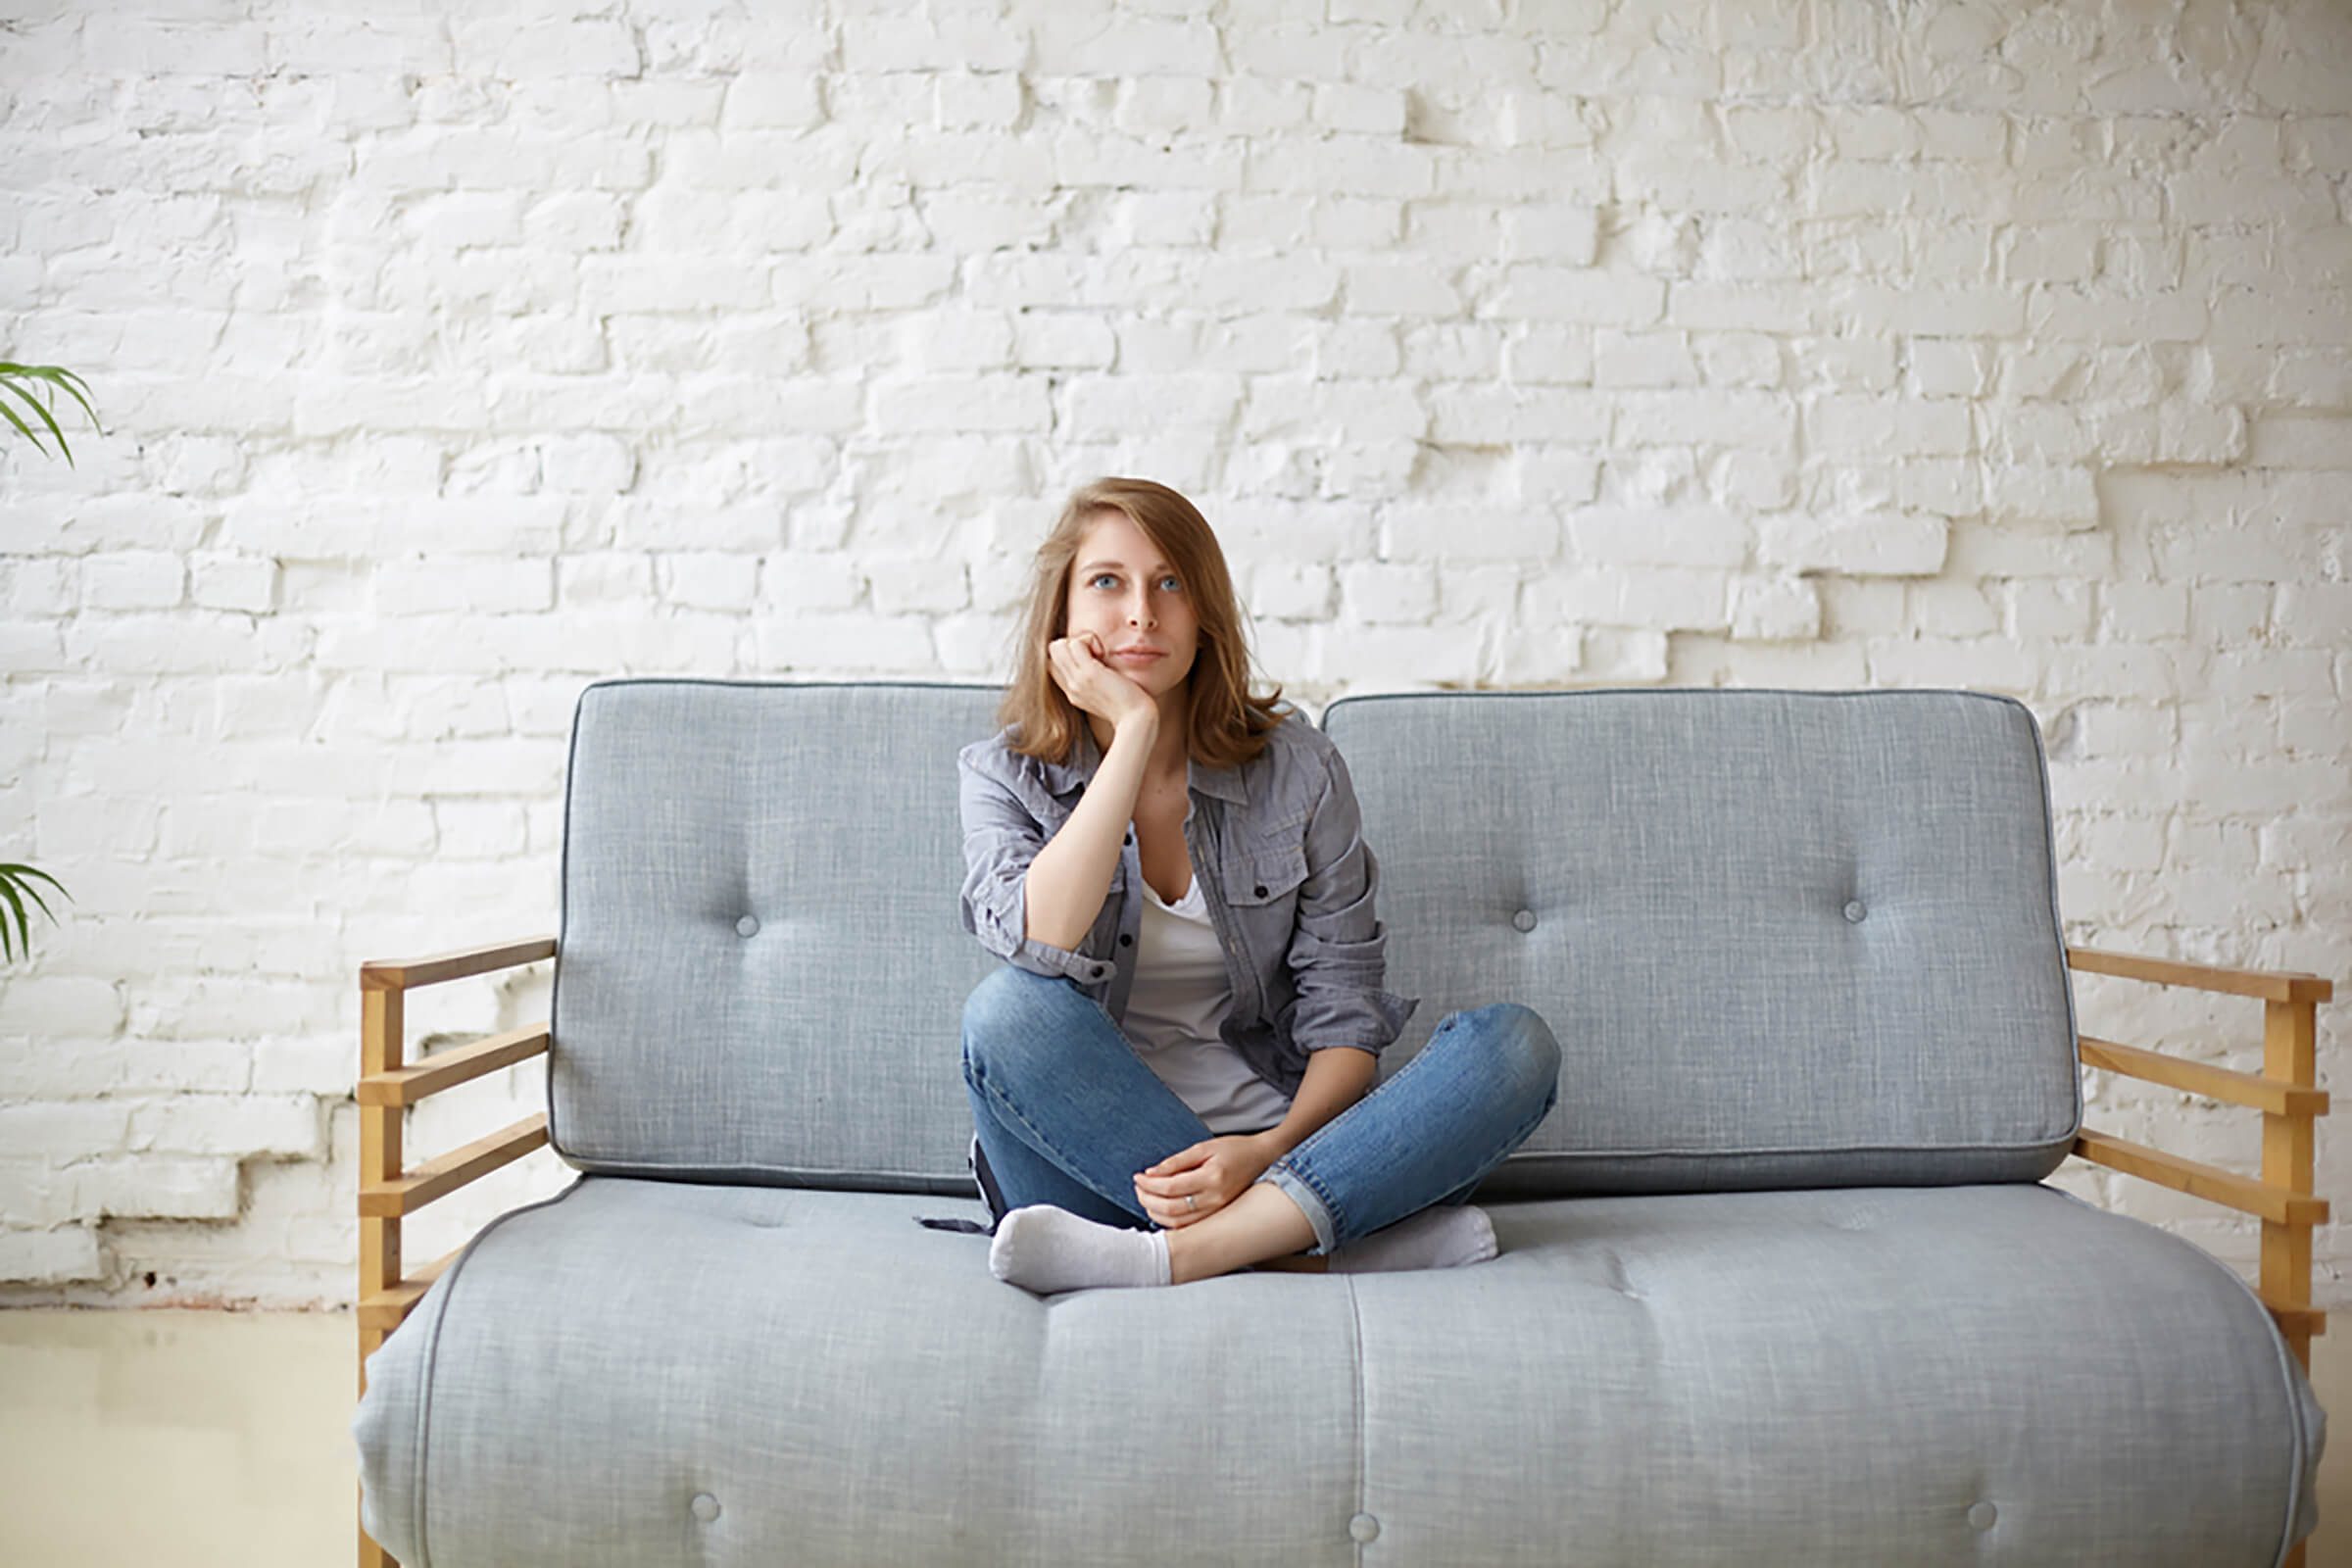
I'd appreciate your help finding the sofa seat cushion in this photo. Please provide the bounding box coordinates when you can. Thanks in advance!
[355,1174,2322,1568]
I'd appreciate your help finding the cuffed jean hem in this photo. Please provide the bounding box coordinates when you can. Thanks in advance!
[1255,1163,1340,1256]
[1245,1002,1564,1257]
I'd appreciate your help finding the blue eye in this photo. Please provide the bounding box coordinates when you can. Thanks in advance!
[1090,572,1182,592]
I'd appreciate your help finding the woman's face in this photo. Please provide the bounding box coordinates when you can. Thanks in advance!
[1062,511,1201,696]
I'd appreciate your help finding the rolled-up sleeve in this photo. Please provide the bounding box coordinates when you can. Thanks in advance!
[1282,743,1420,1059]
[957,747,1117,988]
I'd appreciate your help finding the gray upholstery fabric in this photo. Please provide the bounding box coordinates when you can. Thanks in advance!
[356,1176,2322,1567]
[1322,687,2082,1196]
[548,679,1005,1190]
[548,681,2078,1197]
[353,680,2324,1565]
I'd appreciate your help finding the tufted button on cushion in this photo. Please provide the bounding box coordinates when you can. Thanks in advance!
[1512,907,1537,932]
[691,1493,721,1522]
[1842,900,1866,922]
[735,915,759,937]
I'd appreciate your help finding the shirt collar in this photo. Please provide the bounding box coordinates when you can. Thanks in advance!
[1038,722,1248,805]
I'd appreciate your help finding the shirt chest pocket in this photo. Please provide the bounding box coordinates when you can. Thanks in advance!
[1222,839,1309,908]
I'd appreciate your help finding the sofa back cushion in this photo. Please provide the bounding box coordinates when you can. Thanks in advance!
[1321,687,2081,1197]
[550,679,1006,1192]
[549,680,2079,1198]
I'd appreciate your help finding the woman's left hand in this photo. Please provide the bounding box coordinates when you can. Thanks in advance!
[1133,1134,1278,1229]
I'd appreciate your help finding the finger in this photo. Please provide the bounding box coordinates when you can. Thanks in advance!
[1142,1173,1211,1210]
[1135,1185,1186,1228]
[1137,1184,1198,1227]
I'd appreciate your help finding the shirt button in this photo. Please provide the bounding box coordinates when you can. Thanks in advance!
[1967,1500,1996,1530]
[690,1493,721,1522]
[1512,908,1537,932]
[736,915,759,937]
[1843,900,1867,922]
[1253,884,1268,898]
[1120,933,1133,946]
[1348,1512,1379,1544]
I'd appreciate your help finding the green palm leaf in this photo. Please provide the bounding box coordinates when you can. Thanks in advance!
[0,864,70,963]
[0,363,100,466]
[0,360,96,962]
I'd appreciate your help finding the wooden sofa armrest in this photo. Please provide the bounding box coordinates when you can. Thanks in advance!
[2061,945,2334,1363]
[361,934,560,994]
[2066,944,2334,1004]
[358,934,555,1568]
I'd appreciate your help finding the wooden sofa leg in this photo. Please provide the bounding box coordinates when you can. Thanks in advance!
[2263,996,2319,1380]
[2265,997,2318,1568]
[359,1320,394,1567]
[360,984,403,1568]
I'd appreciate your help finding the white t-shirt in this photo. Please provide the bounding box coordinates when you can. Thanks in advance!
[1123,869,1296,1136]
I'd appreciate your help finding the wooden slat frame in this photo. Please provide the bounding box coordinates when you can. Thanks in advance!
[358,935,555,1568]
[2062,944,2334,1360]
[2064,944,2332,1568]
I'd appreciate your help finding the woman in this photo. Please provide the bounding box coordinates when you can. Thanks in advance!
[954,476,1562,1295]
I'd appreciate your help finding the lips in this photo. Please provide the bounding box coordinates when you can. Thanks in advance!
[1111,648,1164,660]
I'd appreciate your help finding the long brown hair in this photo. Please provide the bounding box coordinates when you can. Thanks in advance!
[994,477,1289,770]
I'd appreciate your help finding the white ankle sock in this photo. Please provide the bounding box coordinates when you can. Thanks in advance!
[1327,1204,1497,1273]
[990,1204,1173,1295]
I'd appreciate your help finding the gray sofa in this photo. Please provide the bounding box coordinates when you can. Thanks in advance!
[352,679,2329,1567]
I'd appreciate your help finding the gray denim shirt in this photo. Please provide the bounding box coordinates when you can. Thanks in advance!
[956,702,1421,1100]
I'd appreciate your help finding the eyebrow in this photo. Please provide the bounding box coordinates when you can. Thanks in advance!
[1078,560,1174,574]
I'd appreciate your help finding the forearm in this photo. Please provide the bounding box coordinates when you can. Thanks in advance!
[1256,1047,1379,1158]
[1023,712,1156,951]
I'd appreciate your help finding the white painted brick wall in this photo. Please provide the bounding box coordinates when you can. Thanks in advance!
[0,0,2346,1311]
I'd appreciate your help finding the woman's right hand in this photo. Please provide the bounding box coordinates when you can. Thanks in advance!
[1048,630,1158,730]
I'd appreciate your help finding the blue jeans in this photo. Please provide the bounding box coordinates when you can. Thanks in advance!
[959,963,1562,1257]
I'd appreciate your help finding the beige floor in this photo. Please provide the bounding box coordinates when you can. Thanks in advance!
[0,1304,2344,1567]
